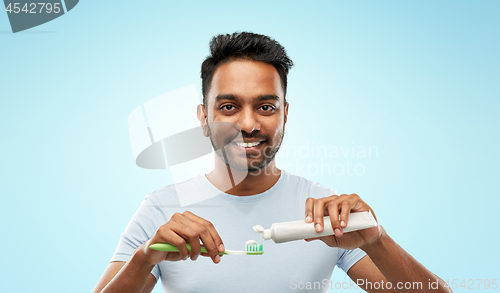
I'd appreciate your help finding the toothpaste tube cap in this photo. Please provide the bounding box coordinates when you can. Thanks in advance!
[262,229,272,240]
[253,225,272,240]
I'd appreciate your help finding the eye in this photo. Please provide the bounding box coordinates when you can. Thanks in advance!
[219,104,238,114]
[259,105,275,112]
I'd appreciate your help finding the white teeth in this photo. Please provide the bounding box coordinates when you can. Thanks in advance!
[236,141,261,148]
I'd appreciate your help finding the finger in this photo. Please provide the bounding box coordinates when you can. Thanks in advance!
[305,197,315,223]
[182,212,220,263]
[199,228,220,263]
[327,199,343,237]
[151,226,186,261]
[170,218,200,260]
[339,199,352,231]
[162,221,191,260]
[340,194,360,230]
[348,193,367,213]
[163,231,188,261]
[313,198,326,232]
[184,211,225,252]
[171,214,202,260]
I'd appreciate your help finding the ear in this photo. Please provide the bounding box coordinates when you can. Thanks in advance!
[284,102,289,124]
[197,104,209,137]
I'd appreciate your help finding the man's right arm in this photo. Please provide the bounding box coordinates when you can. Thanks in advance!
[91,249,157,293]
[92,211,225,293]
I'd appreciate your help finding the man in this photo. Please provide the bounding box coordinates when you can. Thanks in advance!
[92,32,451,293]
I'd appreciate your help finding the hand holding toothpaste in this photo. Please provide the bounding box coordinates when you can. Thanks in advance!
[304,193,382,250]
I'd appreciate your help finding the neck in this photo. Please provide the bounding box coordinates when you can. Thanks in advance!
[206,158,281,196]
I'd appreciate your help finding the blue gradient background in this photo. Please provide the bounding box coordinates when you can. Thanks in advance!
[1,1,498,292]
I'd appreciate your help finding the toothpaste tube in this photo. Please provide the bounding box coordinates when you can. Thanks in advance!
[253,211,378,243]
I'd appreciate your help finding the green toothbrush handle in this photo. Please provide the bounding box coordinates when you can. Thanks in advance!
[149,243,226,254]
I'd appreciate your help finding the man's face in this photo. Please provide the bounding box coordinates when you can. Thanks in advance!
[201,59,288,172]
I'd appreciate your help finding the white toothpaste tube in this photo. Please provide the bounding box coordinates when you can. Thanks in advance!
[253,211,378,243]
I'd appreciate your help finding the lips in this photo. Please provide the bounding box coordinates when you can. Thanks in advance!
[231,140,267,152]
[235,141,262,148]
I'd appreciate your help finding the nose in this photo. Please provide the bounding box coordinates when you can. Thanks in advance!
[238,107,261,134]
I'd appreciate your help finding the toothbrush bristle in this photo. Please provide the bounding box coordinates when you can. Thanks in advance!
[245,244,264,255]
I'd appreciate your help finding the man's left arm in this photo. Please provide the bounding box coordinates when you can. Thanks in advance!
[304,194,452,293]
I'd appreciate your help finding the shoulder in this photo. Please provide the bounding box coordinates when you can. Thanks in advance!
[283,171,339,199]
[146,185,179,206]
[145,175,206,207]
[146,176,200,206]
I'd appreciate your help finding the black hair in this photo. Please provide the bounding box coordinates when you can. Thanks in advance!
[201,32,294,108]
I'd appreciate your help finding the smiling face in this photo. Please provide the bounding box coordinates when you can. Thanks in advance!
[199,59,289,172]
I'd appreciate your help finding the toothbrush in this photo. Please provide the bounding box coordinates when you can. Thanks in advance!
[149,240,263,255]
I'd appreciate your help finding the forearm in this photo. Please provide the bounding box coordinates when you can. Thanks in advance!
[360,228,451,293]
[99,249,156,293]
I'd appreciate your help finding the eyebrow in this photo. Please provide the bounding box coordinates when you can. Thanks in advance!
[256,95,280,102]
[214,94,280,104]
[214,94,240,104]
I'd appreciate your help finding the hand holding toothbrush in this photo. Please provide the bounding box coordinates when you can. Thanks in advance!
[137,211,225,265]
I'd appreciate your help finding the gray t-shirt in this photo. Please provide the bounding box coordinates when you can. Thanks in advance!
[111,170,367,292]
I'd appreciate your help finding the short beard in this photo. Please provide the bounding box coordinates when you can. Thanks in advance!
[246,130,284,172]
[207,123,285,172]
